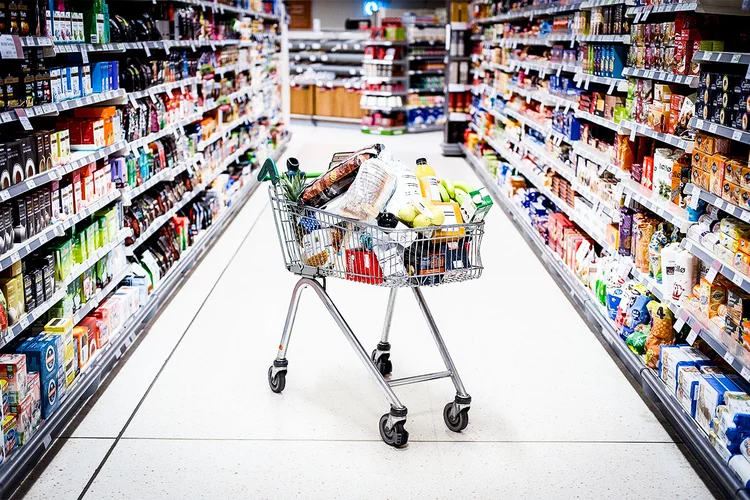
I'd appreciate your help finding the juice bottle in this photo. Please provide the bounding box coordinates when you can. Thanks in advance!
[415,158,441,200]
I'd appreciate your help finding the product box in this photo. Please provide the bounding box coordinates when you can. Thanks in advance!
[2,415,16,457]
[39,372,59,419]
[12,395,33,446]
[17,335,60,383]
[724,181,742,205]
[0,379,8,417]
[659,345,712,394]
[460,187,493,223]
[696,372,745,433]
[26,371,40,433]
[43,318,77,387]
[676,364,704,417]
[0,354,27,407]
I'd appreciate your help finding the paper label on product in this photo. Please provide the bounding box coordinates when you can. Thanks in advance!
[686,328,697,345]
[0,191,9,202]
[38,233,46,245]
[740,211,750,222]
[608,81,616,94]
[19,316,29,330]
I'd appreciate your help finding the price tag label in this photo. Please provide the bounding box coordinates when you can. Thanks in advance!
[686,329,697,345]
[570,37,575,49]
[149,92,157,104]
[630,126,637,142]
[526,94,531,104]
[19,316,29,330]
[740,211,750,222]
[25,178,35,189]
[81,48,89,64]
[731,129,744,141]
[0,35,23,59]
[706,262,720,283]
[9,252,19,264]
[725,351,736,365]
[732,53,743,64]
[666,73,675,82]
[143,43,151,57]
[15,109,32,131]
[734,273,745,287]
[556,66,562,77]
[708,123,718,134]
[0,191,9,202]
[38,233,47,245]
[42,434,52,449]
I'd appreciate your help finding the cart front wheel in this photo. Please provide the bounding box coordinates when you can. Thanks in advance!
[379,414,408,448]
[371,349,393,376]
[443,402,469,432]
[268,366,286,393]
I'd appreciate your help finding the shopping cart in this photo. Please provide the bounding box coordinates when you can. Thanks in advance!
[260,157,485,447]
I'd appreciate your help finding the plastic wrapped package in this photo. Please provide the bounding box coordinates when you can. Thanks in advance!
[328,158,397,222]
[648,223,668,282]
[621,294,652,340]
[619,207,634,256]
[633,215,657,273]
[644,301,674,368]
[301,144,383,207]
[626,326,648,354]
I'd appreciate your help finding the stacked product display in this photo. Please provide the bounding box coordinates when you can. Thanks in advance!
[0,0,288,495]
[361,15,447,135]
[443,1,473,155]
[289,32,365,123]
[457,0,750,497]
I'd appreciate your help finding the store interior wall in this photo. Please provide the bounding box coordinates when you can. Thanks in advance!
[310,0,445,30]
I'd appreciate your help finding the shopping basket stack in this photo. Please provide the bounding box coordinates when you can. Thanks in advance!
[260,145,488,447]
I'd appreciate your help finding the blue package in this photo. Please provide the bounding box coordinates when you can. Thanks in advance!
[109,61,118,90]
[606,288,624,320]
[17,336,59,382]
[91,62,106,93]
[40,371,60,419]
[621,294,651,340]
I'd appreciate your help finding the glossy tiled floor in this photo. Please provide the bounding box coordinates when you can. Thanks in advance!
[14,123,718,499]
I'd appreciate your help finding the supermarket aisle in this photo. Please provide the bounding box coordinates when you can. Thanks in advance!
[17,123,717,499]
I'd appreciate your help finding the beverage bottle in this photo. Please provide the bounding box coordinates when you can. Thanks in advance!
[415,158,441,200]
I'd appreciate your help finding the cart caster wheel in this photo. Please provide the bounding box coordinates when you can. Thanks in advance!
[371,349,392,376]
[443,402,469,432]
[268,366,286,393]
[379,414,408,448]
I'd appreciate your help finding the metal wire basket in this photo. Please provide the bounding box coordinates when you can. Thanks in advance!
[268,184,485,287]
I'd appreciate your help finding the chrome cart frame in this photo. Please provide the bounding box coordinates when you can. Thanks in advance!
[262,160,483,447]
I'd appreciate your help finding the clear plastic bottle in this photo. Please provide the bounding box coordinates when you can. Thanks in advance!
[415,157,441,200]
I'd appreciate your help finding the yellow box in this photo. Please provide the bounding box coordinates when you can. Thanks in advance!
[44,318,76,387]
[433,201,466,241]
[699,278,727,319]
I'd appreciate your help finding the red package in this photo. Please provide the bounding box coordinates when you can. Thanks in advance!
[345,250,383,284]
[642,156,654,190]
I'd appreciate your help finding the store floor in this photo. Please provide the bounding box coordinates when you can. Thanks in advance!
[14,123,720,499]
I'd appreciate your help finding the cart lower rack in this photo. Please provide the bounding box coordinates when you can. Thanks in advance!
[262,160,485,447]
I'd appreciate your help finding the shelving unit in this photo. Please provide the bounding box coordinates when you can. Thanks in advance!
[458,0,750,495]
[360,18,448,135]
[0,1,289,495]
[288,31,365,124]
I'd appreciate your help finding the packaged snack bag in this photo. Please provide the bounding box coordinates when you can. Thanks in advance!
[649,223,668,282]
[621,294,652,340]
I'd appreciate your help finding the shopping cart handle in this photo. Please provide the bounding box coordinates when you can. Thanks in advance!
[257,158,280,184]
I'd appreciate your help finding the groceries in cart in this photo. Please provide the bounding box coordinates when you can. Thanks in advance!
[262,144,492,286]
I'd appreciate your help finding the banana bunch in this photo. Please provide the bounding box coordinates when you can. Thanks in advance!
[437,180,474,206]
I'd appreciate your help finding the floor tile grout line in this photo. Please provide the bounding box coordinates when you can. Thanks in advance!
[62,436,683,445]
[75,199,271,500]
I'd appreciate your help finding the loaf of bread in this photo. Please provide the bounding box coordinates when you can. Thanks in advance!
[300,144,383,207]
